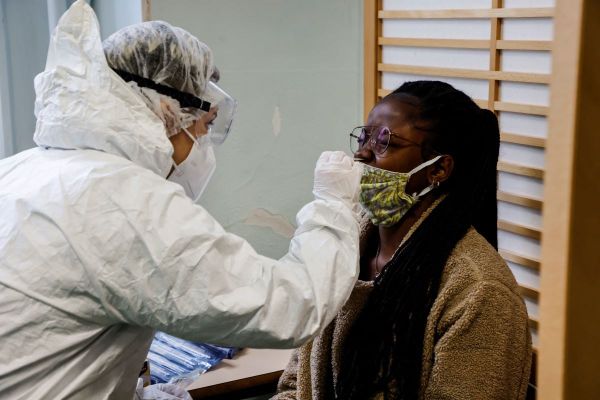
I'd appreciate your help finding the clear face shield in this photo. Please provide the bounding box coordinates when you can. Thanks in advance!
[202,81,237,145]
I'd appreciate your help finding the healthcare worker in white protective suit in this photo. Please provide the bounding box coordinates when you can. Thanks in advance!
[0,2,363,399]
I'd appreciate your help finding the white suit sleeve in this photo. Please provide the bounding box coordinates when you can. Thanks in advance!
[90,184,360,348]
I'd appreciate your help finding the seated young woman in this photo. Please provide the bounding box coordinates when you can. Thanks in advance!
[273,81,532,400]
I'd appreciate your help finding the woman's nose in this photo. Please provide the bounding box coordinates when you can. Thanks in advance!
[354,145,375,164]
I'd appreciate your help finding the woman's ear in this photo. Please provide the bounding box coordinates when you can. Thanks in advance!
[428,155,454,185]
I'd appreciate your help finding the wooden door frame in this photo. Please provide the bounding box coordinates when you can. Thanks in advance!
[539,0,600,397]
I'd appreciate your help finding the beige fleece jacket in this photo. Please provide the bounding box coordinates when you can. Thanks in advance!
[273,222,532,400]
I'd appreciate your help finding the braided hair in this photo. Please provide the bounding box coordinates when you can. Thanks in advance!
[337,81,500,399]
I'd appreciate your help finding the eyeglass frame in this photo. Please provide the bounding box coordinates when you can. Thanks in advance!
[349,125,425,155]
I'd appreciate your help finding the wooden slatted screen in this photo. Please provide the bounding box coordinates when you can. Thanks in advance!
[365,1,554,397]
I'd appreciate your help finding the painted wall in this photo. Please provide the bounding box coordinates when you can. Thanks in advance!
[153,0,364,258]
[0,0,50,155]
[0,0,141,158]
[0,2,9,158]
[93,0,142,39]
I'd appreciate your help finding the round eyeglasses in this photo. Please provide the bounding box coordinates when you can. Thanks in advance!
[349,126,422,155]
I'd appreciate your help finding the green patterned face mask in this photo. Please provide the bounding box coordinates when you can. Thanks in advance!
[359,156,442,226]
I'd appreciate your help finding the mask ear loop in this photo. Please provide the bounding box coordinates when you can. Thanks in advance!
[183,124,215,147]
[170,127,199,178]
[182,127,198,144]
[408,155,443,198]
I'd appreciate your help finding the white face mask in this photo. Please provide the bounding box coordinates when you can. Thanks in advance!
[168,128,216,202]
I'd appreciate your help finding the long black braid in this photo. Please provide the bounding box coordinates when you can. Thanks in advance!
[336,81,500,400]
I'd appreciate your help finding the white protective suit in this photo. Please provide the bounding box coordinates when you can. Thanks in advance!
[0,2,360,399]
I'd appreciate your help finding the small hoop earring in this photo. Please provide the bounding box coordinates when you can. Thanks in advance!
[433,180,440,188]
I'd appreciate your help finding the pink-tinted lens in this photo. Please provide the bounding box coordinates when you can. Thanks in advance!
[373,127,390,154]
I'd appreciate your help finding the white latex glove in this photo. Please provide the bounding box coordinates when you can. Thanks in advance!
[312,151,363,213]
[135,378,192,400]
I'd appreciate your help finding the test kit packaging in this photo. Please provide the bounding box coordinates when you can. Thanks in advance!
[145,332,240,386]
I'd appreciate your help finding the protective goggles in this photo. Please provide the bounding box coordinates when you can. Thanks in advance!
[113,69,237,145]
[201,81,237,145]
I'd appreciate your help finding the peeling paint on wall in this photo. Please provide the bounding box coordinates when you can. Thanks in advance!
[243,208,296,239]
[272,106,282,137]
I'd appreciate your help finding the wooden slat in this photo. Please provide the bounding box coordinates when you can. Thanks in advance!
[379,37,552,51]
[499,248,541,271]
[519,284,540,301]
[497,40,552,51]
[379,8,554,20]
[377,89,547,117]
[364,0,379,120]
[488,0,503,112]
[141,0,152,21]
[378,63,550,84]
[473,99,488,108]
[377,88,390,98]
[494,101,549,116]
[529,317,539,331]
[376,0,383,117]
[498,219,542,240]
[498,161,544,179]
[498,191,543,209]
[378,37,491,49]
[378,89,486,107]
[377,89,548,115]
[501,132,546,148]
